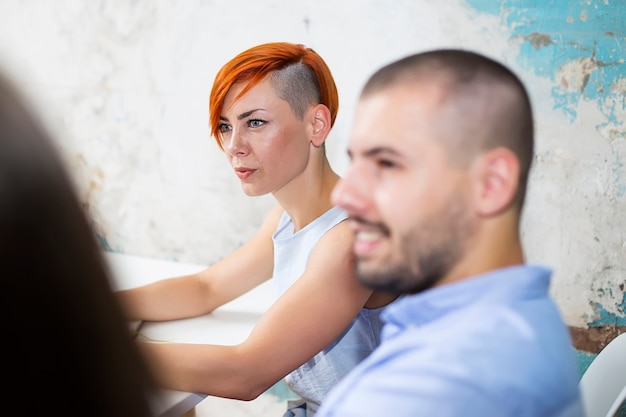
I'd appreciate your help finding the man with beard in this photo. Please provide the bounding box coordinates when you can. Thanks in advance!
[316,49,584,417]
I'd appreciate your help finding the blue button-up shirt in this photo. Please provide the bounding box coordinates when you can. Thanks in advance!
[317,265,585,417]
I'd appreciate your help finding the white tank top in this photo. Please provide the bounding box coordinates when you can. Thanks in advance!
[272,206,385,416]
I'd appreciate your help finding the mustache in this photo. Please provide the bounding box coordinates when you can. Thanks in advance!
[347,215,391,236]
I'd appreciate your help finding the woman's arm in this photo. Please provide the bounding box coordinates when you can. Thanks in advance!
[116,205,283,321]
[139,221,374,400]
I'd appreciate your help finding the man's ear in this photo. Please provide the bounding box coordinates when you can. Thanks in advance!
[309,104,332,148]
[471,147,520,216]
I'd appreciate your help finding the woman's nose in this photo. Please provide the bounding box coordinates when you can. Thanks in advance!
[225,129,248,156]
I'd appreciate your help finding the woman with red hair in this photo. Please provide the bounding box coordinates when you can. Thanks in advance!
[117,42,396,416]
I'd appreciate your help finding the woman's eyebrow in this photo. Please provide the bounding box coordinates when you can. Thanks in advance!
[238,109,262,120]
[220,108,263,123]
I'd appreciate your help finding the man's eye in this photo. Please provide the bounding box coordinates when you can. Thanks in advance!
[377,159,397,169]
[248,119,265,128]
[218,123,232,133]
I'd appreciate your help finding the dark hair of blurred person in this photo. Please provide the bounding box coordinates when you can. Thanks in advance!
[0,70,156,417]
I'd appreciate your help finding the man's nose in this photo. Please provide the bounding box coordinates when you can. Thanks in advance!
[331,165,370,213]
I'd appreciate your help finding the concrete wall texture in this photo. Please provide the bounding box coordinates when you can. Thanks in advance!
[0,0,623,352]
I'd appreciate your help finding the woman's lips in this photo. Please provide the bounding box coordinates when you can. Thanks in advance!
[234,167,256,179]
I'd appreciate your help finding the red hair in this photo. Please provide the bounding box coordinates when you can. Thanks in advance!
[209,42,339,149]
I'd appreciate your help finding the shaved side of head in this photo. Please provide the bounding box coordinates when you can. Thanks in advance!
[361,49,534,207]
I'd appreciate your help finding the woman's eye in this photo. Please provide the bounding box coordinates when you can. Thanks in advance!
[218,123,232,133]
[248,119,265,128]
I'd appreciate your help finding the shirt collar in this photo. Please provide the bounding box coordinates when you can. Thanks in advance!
[381,265,552,329]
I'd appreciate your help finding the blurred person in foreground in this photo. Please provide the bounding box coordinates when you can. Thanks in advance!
[317,49,584,417]
[0,70,156,417]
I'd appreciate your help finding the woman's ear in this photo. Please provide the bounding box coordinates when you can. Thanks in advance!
[309,104,332,148]
[471,147,520,216]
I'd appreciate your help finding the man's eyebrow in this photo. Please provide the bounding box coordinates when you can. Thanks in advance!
[364,146,402,158]
[220,109,262,123]
[346,146,402,160]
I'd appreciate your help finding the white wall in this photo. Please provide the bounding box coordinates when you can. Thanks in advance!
[0,0,624,329]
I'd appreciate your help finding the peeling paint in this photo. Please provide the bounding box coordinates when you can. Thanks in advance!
[465,0,626,136]
[463,0,626,335]
[570,325,625,353]
[524,32,555,49]
[612,77,626,95]
[588,292,626,326]
[557,56,598,93]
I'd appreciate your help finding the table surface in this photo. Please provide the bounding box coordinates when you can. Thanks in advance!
[104,251,274,417]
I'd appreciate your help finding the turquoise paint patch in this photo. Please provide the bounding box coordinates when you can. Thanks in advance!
[575,349,596,379]
[266,380,298,402]
[465,0,626,129]
[588,292,626,326]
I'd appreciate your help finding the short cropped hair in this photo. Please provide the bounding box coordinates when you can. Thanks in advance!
[209,42,339,149]
[362,49,534,208]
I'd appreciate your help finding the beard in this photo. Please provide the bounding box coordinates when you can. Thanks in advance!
[355,194,474,294]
